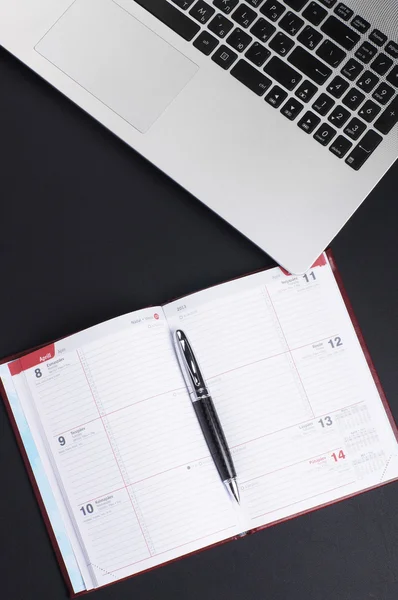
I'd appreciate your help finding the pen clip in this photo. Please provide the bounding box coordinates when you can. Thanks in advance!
[174,330,206,396]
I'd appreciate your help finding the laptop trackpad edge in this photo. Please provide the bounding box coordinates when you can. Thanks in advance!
[35,0,198,133]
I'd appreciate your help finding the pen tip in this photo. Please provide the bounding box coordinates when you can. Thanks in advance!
[225,478,240,505]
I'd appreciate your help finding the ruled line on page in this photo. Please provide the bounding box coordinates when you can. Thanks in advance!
[76,349,153,557]
[251,481,356,521]
[74,400,367,507]
[108,525,235,574]
[264,283,316,418]
[51,332,340,439]
[241,447,343,485]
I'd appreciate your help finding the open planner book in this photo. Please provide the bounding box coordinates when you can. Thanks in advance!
[1,251,398,595]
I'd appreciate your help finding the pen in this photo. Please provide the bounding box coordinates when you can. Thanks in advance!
[174,329,240,505]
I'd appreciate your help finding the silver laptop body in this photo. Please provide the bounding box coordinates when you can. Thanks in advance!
[1,0,397,273]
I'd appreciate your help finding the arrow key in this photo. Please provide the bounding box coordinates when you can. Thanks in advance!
[281,97,304,120]
[298,111,321,133]
[265,85,288,108]
[295,80,318,103]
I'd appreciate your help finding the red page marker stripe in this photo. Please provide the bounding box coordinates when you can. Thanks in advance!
[19,343,56,371]
[8,360,23,376]
[279,253,327,277]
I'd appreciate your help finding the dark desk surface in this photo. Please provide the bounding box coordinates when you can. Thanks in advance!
[1,46,398,600]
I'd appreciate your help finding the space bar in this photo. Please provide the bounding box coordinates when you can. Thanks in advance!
[133,0,200,41]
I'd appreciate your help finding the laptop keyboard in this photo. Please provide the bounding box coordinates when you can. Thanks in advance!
[134,0,398,170]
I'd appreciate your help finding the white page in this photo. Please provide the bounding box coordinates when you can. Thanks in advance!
[13,307,241,587]
[164,254,398,530]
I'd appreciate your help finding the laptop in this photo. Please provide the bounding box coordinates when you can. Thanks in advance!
[1,0,397,273]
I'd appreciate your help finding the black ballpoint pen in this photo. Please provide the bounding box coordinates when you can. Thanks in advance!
[174,329,240,505]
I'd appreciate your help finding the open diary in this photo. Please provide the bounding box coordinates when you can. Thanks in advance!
[1,250,397,595]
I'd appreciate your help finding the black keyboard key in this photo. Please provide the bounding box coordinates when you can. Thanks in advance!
[244,0,264,6]
[358,100,381,122]
[334,3,353,21]
[313,92,335,115]
[213,0,239,14]
[232,4,257,28]
[344,117,367,140]
[296,80,318,102]
[330,135,352,157]
[281,97,304,120]
[321,16,360,51]
[328,105,350,127]
[297,25,323,50]
[298,110,321,133]
[231,59,272,94]
[134,0,200,41]
[342,88,365,110]
[284,0,309,10]
[327,75,349,98]
[374,96,398,134]
[172,0,195,9]
[190,0,215,23]
[208,14,234,37]
[264,56,302,89]
[193,30,219,54]
[341,58,363,81]
[357,71,379,93]
[319,0,337,6]
[316,40,346,68]
[351,16,370,34]
[265,85,288,107]
[245,42,271,66]
[227,28,252,51]
[355,42,378,64]
[269,32,295,56]
[346,130,383,169]
[279,12,305,36]
[212,44,238,68]
[260,0,286,21]
[314,122,337,145]
[373,82,395,106]
[385,41,398,59]
[251,18,276,43]
[369,30,387,47]
[288,46,332,85]
[386,66,398,88]
[371,53,393,76]
[302,2,327,26]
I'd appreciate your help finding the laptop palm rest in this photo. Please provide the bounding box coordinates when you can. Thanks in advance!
[35,0,198,133]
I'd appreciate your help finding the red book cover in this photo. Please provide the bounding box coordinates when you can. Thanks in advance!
[1,248,397,596]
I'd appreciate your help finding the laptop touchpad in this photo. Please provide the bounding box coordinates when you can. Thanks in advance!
[35,0,198,133]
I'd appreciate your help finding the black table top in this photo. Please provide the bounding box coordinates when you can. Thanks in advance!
[1,46,398,600]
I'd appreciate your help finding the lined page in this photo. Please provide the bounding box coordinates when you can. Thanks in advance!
[164,254,398,530]
[14,308,240,587]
